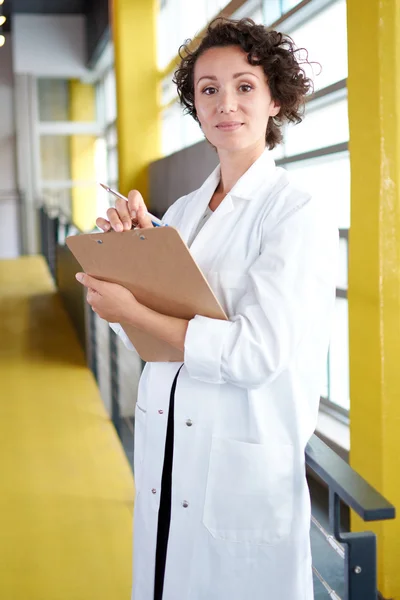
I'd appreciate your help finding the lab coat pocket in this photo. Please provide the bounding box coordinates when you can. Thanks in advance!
[134,402,147,493]
[203,437,295,545]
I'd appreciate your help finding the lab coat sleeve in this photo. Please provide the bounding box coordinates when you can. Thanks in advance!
[184,198,338,389]
[109,322,137,351]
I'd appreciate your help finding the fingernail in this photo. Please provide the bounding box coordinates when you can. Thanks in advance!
[115,224,123,232]
[75,273,83,282]
[131,210,137,219]
[124,221,131,230]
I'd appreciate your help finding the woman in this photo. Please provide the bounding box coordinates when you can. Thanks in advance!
[76,18,338,600]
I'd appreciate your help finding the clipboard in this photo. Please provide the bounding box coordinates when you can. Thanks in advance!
[66,226,228,362]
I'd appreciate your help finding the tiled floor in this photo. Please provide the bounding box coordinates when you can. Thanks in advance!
[0,256,134,600]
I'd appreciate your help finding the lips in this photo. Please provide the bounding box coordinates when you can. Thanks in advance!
[216,122,243,131]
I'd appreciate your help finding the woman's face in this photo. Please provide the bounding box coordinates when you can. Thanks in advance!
[193,45,280,154]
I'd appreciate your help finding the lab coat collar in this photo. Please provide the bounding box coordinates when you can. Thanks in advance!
[229,148,276,200]
[182,147,277,251]
[193,146,276,203]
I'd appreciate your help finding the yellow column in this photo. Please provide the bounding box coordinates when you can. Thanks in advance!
[347,0,400,597]
[69,80,97,232]
[112,0,160,202]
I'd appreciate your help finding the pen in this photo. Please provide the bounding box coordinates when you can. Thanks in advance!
[99,183,167,227]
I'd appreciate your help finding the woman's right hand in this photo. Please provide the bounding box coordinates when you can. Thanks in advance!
[96,190,154,232]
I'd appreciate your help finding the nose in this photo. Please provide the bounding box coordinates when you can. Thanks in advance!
[217,88,238,114]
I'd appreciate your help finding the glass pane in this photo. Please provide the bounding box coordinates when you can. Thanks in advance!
[158,0,217,70]
[106,124,117,148]
[261,0,281,25]
[96,80,106,129]
[270,143,285,161]
[233,0,263,20]
[94,137,109,218]
[321,353,329,399]
[337,236,348,290]
[206,0,228,21]
[285,151,351,229]
[104,68,117,124]
[40,135,71,180]
[38,79,69,121]
[250,7,263,22]
[41,187,72,220]
[107,147,119,183]
[328,297,350,410]
[283,0,303,11]
[162,101,184,156]
[285,96,349,156]
[270,123,286,160]
[182,110,204,148]
[161,74,177,107]
[288,0,348,92]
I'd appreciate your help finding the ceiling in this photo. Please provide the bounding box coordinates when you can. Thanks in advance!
[1,0,109,66]
[2,1,88,33]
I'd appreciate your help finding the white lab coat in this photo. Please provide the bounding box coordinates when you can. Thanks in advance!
[111,148,338,600]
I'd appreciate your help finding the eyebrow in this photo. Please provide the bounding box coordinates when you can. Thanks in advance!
[196,72,260,86]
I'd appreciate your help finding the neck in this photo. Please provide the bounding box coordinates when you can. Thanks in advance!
[216,142,266,195]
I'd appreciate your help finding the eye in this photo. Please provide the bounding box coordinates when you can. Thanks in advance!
[203,86,217,95]
[239,84,253,93]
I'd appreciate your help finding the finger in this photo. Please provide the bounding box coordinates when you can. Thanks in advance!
[75,273,103,292]
[107,207,124,232]
[115,197,132,231]
[87,288,98,306]
[127,190,147,223]
[136,204,153,229]
[96,217,111,232]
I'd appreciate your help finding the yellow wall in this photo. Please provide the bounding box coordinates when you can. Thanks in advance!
[69,81,97,232]
[347,0,400,596]
[112,0,160,203]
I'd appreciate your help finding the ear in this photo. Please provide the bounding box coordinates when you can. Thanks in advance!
[269,100,280,118]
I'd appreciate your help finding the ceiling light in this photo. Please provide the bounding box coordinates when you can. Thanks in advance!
[0,0,4,5]
[0,36,5,48]
[0,16,5,26]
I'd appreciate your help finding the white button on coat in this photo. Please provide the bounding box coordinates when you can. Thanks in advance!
[110,149,338,600]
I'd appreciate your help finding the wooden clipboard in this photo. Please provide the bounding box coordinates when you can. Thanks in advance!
[66,226,228,362]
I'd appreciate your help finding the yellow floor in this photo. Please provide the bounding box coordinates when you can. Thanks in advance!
[0,256,134,600]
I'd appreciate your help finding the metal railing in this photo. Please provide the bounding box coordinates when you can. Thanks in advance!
[306,436,395,600]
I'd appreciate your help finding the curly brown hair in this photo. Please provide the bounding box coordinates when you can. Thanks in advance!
[173,17,314,150]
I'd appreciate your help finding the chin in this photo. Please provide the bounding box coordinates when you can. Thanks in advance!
[206,134,254,154]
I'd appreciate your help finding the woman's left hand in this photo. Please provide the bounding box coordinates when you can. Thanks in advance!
[75,272,138,323]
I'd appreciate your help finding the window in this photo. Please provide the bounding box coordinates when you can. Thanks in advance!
[283,0,303,10]
[285,152,350,230]
[288,0,348,92]
[329,297,350,410]
[284,94,349,157]
[272,0,350,413]
[157,0,228,70]
[95,61,118,216]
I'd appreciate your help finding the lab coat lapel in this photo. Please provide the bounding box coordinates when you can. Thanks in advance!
[189,193,235,261]
[178,148,276,263]
[178,165,221,246]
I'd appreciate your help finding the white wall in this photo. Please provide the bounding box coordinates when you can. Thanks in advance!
[12,15,89,78]
[0,34,20,258]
